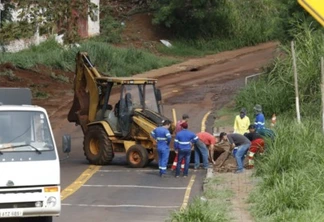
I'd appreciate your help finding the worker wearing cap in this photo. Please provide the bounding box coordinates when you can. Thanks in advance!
[174,122,198,177]
[244,124,265,169]
[195,131,216,169]
[219,132,251,173]
[151,120,172,177]
[233,108,250,135]
[254,104,265,130]
[175,114,189,134]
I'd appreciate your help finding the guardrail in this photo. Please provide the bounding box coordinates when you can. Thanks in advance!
[245,72,264,85]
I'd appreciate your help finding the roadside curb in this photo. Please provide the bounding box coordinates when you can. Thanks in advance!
[202,167,214,192]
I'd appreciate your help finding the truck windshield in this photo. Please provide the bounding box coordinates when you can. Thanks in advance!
[0,111,54,152]
[121,84,159,113]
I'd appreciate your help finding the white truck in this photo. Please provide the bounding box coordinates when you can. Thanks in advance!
[0,88,61,222]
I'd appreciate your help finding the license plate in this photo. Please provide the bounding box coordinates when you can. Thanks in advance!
[0,209,23,217]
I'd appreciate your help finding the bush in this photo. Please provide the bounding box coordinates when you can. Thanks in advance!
[249,118,324,221]
[235,24,324,118]
[89,5,124,44]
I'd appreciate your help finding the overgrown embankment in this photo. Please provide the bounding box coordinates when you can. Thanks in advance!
[233,2,324,221]
[0,39,177,77]
[249,118,324,221]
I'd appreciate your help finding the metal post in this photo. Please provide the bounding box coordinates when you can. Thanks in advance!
[172,108,177,124]
[291,41,301,124]
[0,0,2,29]
[321,57,324,133]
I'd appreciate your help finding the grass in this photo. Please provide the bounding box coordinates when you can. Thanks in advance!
[0,38,178,77]
[50,72,69,83]
[0,69,20,81]
[235,24,324,118]
[155,0,283,58]
[213,103,238,130]
[33,90,49,99]
[246,117,324,222]
[157,37,258,58]
[168,177,233,222]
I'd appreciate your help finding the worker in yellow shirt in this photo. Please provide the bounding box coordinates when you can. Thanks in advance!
[233,108,250,135]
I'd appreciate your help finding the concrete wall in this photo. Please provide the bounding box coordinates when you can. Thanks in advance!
[2,0,100,52]
[1,35,48,53]
[88,0,100,36]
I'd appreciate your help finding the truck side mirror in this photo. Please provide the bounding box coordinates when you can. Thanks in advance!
[155,88,162,102]
[62,134,71,154]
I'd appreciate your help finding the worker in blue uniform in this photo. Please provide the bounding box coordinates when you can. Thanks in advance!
[174,122,198,178]
[254,104,265,130]
[151,119,172,177]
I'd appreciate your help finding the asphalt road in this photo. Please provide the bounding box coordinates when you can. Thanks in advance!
[52,103,208,222]
[49,44,276,222]
[55,158,206,222]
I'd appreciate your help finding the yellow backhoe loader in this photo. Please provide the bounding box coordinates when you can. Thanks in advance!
[67,52,174,167]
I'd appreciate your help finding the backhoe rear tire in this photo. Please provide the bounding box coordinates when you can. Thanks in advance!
[84,125,114,165]
[126,145,148,168]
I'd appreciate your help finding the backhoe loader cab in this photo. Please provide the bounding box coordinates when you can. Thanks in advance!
[68,52,174,168]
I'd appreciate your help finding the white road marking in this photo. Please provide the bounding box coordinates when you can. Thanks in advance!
[98,169,157,173]
[62,203,179,209]
[82,184,187,190]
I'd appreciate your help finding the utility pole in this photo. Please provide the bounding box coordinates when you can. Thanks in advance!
[291,41,301,124]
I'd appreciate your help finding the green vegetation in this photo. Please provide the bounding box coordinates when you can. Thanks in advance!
[157,38,251,57]
[33,90,49,99]
[152,0,313,57]
[0,39,177,77]
[89,5,124,44]
[50,72,69,83]
[247,118,324,222]
[0,69,20,81]
[0,0,98,44]
[231,1,324,221]
[168,177,233,222]
[213,103,238,130]
[235,24,324,118]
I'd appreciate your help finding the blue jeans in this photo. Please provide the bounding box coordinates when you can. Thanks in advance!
[157,148,170,175]
[194,140,209,169]
[176,149,191,176]
[235,142,251,171]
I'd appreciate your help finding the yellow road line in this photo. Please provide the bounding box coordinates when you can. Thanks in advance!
[180,175,196,211]
[201,111,211,132]
[61,165,101,201]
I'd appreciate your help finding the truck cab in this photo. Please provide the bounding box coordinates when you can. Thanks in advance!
[0,88,60,222]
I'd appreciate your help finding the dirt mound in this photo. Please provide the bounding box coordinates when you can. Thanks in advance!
[211,142,237,172]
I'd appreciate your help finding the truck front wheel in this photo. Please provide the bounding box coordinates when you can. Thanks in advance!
[84,125,114,165]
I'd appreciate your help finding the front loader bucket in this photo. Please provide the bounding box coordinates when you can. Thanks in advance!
[67,94,80,124]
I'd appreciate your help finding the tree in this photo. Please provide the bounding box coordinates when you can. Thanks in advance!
[150,0,227,38]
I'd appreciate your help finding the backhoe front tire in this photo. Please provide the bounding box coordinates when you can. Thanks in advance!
[84,125,114,165]
[126,145,148,168]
